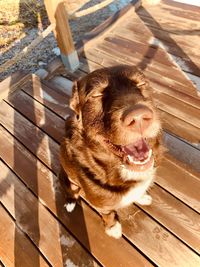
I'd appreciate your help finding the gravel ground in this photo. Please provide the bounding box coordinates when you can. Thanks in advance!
[0,0,132,82]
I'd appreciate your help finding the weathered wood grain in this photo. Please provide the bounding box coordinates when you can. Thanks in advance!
[6,89,65,143]
[0,71,29,101]
[84,44,197,96]
[119,204,200,267]
[0,204,50,267]
[156,154,200,213]
[2,89,200,259]
[0,100,60,174]
[136,5,200,76]
[21,75,72,119]
[0,125,151,267]
[140,184,200,254]
[0,160,98,267]
[95,40,197,94]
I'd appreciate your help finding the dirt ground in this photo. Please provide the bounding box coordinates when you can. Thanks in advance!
[0,0,132,81]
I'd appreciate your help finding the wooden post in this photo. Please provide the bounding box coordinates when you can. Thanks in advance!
[44,0,79,71]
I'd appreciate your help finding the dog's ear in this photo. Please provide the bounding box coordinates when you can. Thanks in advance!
[70,81,80,115]
[125,68,147,87]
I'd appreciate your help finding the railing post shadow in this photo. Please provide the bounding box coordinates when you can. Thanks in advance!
[44,0,79,71]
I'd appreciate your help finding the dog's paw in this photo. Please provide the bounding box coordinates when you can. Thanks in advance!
[64,202,76,212]
[135,194,152,206]
[105,221,122,239]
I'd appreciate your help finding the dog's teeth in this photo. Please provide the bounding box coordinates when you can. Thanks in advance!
[127,155,134,163]
[128,149,152,165]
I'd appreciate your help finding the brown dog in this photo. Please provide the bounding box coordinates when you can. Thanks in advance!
[60,65,163,238]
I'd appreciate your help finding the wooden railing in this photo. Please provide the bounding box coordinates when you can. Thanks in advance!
[44,0,116,71]
[44,0,79,71]
[1,0,132,74]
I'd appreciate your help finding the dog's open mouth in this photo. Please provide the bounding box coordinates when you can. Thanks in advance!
[122,138,154,171]
[105,138,154,172]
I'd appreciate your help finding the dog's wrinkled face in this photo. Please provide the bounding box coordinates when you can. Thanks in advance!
[70,65,161,172]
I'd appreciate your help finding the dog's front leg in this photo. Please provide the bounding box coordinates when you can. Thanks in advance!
[58,167,80,212]
[101,211,122,239]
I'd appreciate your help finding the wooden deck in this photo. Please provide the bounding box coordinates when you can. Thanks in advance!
[0,0,200,266]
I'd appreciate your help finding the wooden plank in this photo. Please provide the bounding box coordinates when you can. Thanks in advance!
[162,0,200,14]
[1,125,200,266]
[0,71,29,101]
[53,2,75,56]
[163,133,200,173]
[149,81,200,110]
[137,3,200,28]
[0,125,151,267]
[104,30,198,82]
[160,111,200,144]
[157,154,200,213]
[43,76,73,97]
[127,16,200,55]
[0,160,98,267]
[0,204,49,267]
[21,75,72,119]
[76,0,142,53]
[44,0,75,55]
[135,15,200,52]
[153,92,200,129]
[6,89,65,143]
[79,54,200,112]
[121,14,200,75]
[104,35,174,67]
[85,44,199,93]
[85,44,198,96]
[135,7,200,76]
[0,100,60,174]
[80,22,195,90]
[137,6,200,31]
[97,37,198,93]
[114,22,200,77]
[3,99,200,254]
[118,204,200,267]
[2,87,200,261]
[140,185,200,254]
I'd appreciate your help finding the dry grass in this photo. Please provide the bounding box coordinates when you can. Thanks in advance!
[0,0,48,48]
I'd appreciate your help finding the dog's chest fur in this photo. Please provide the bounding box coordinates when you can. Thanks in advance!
[117,166,155,208]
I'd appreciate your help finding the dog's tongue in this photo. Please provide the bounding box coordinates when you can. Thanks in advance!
[122,139,150,161]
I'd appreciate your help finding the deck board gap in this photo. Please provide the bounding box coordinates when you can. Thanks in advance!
[154,182,200,217]
[135,201,200,256]
[0,109,60,176]
[3,98,62,147]
[0,202,52,267]
[21,89,66,121]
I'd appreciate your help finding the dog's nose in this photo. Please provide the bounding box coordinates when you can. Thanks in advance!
[122,104,153,133]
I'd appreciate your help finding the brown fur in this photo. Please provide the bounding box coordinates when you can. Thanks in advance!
[60,65,164,236]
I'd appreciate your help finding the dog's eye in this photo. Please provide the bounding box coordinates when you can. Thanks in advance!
[91,93,103,98]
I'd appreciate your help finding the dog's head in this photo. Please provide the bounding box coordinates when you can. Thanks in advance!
[70,65,162,172]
